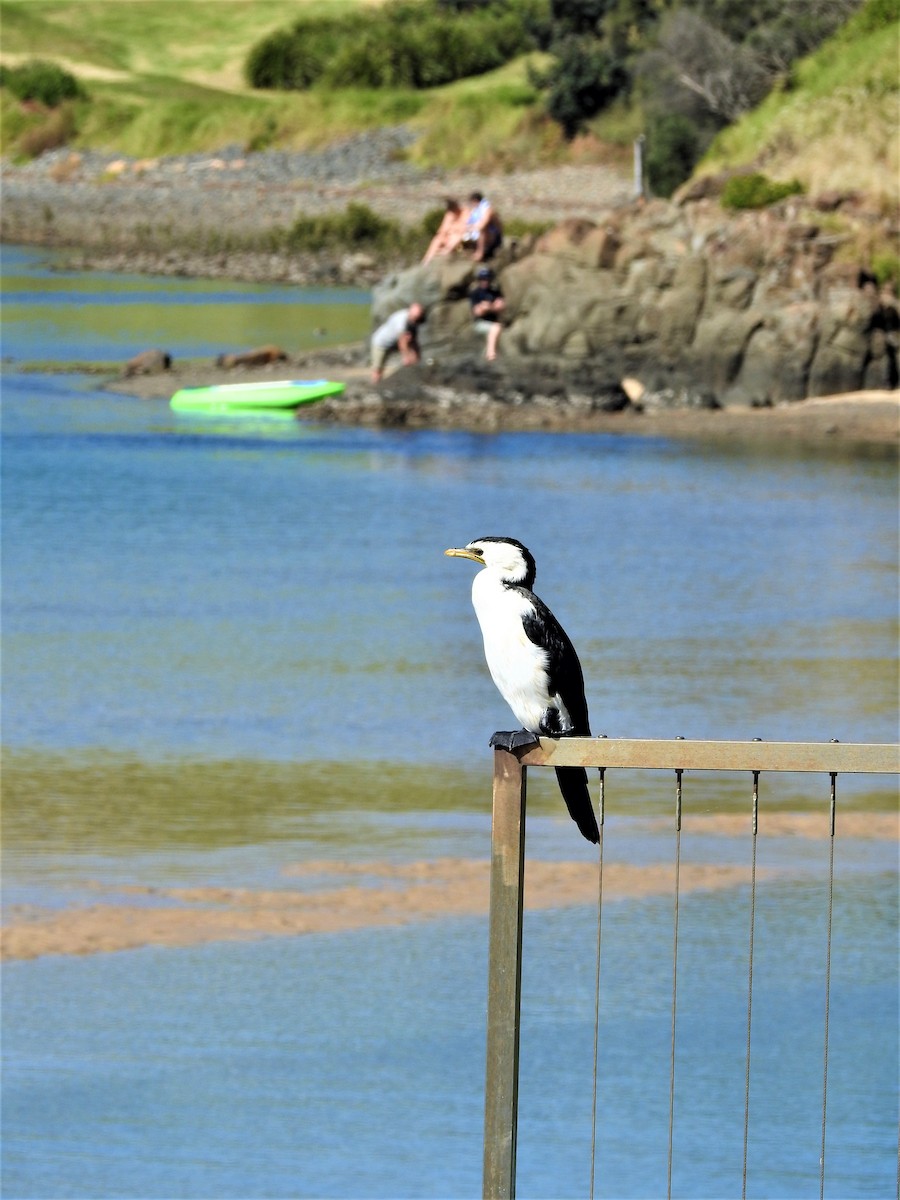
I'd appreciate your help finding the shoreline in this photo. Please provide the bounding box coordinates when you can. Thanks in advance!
[103,348,900,450]
[4,133,897,449]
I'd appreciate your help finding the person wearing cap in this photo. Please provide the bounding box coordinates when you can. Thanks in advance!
[469,268,505,361]
[370,302,426,383]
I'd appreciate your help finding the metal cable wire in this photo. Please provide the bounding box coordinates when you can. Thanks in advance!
[742,770,761,1199]
[589,768,606,1200]
[667,768,684,1200]
[819,772,837,1200]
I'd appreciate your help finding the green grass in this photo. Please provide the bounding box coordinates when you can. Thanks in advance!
[701,0,899,202]
[0,1,347,85]
[0,0,896,199]
[0,2,582,166]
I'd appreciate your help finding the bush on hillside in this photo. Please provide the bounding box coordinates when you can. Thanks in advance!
[0,60,86,107]
[530,35,627,138]
[645,113,702,196]
[871,251,900,286]
[286,203,410,253]
[720,172,804,209]
[245,0,540,91]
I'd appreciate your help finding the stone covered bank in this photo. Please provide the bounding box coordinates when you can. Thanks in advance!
[374,195,899,410]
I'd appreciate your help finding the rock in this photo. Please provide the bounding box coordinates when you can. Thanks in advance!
[372,259,475,325]
[620,377,645,403]
[215,344,288,369]
[534,219,620,269]
[384,197,898,409]
[638,385,720,411]
[656,256,708,362]
[725,304,819,406]
[124,348,172,377]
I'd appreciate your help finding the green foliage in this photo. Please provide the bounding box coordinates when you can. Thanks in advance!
[245,21,345,90]
[286,203,411,253]
[847,0,899,32]
[548,0,610,37]
[0,59,86,106]
[245,0,541,91]
[871,251,900,286]
[532,35,627,137]
[720,171,804,209]
[645,113,700,196]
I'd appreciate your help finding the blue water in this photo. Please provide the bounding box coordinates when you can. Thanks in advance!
[2,246,897,1198]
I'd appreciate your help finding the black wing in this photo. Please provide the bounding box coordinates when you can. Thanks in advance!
[521,591,590,735]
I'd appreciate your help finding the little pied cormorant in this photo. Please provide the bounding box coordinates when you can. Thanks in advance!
[445,536,600,845]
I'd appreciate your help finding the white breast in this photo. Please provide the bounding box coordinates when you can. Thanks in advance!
[471,571,553,733]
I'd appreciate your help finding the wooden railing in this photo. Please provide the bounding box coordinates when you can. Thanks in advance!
[482,736,899,1200]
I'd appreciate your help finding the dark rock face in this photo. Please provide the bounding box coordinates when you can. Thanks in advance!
[379,199,898,409]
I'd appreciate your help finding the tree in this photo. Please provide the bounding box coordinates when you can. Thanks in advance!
[644,9,772,122]
[532,35,628,137]
[549,0,611,35]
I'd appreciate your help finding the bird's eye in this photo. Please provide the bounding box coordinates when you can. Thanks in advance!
[471,546,483,556]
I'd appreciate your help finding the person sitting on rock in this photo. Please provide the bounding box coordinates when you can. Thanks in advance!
[422,198,466,264]
[469,268,505,362]
[460,192,503,262]
[370,302,426,383]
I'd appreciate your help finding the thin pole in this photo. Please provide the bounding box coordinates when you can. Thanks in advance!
[819,772,837,1200]
[589,768,606,1200]
[483,747,528,1200]
[742,770,761,1199]
[667,767,683,1200]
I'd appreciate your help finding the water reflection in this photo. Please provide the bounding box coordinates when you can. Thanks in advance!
[1,244,370,360]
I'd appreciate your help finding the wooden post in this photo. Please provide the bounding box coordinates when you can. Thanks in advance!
[483,747,527,1200]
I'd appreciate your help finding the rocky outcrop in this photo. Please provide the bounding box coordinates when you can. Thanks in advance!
[215,344,288,369]
[124,348,171,377]
[375,198,898,409]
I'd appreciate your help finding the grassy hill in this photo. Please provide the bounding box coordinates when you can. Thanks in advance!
[701,0,899,203]
[0,0,573,168]
[0,0,896,200]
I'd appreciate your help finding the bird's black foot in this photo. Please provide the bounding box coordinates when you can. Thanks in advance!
[490,729,540,751]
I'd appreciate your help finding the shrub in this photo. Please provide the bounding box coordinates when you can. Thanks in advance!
[245,24,344,90]
[534,36,628,139]
[286,203,407,253]
[871,251,900,286]
[645,113,701,197]
[245,1,538,91]
[721,171,804,209]
[0,60,85,107]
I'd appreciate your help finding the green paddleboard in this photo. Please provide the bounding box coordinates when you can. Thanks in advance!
[170,379,345,413]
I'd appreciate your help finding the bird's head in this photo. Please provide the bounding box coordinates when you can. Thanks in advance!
[444,537,536,588]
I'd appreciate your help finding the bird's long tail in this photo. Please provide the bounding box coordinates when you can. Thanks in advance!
[555,767,600,844]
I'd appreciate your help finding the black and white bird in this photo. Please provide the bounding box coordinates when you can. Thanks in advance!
[445,536,600,844]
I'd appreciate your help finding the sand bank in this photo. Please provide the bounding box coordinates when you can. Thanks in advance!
[2,859,764,962]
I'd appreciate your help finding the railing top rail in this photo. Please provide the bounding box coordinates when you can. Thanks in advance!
[515,737,900,775]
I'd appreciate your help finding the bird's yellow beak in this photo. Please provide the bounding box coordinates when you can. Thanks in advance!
[445,547,484,564]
